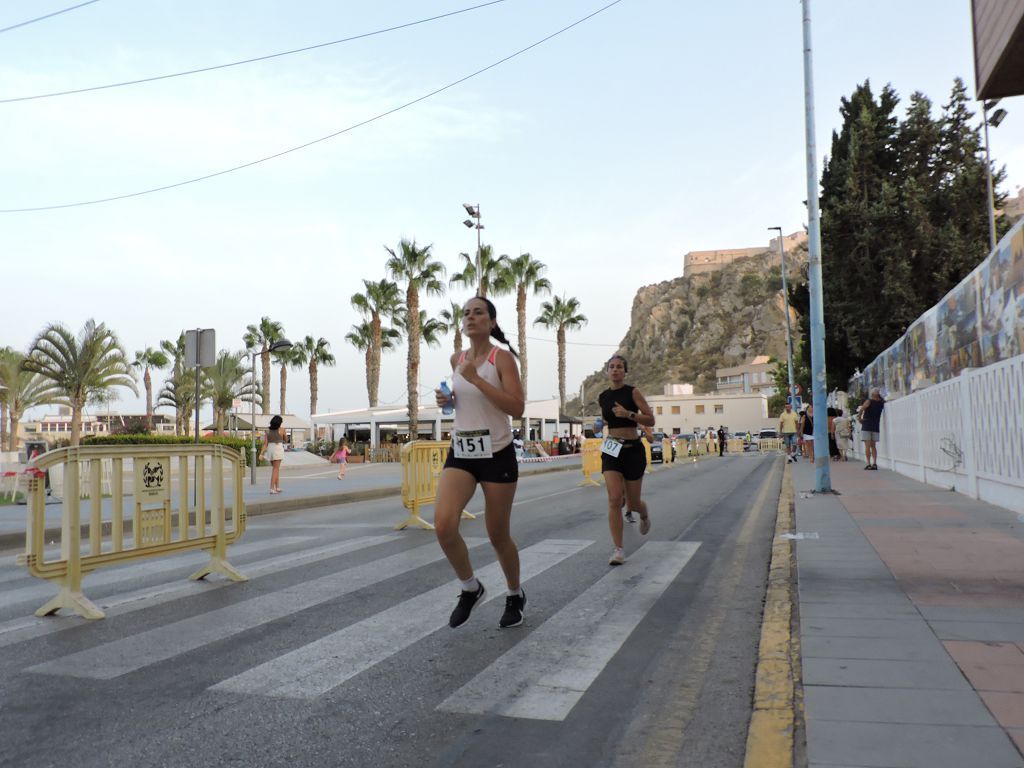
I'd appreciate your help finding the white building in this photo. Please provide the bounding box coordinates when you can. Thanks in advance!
[645,384,771,436]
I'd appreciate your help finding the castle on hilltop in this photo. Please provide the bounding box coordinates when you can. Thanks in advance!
[683,230,807,279]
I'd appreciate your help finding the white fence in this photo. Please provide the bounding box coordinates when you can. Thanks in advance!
[854,353,1024,514]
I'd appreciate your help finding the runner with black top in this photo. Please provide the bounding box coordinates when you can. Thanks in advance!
[434,296,527,629]
[598,355,654,566]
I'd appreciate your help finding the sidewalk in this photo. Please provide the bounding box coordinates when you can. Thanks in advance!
[790,459,1024,767]
[0,453,582,549]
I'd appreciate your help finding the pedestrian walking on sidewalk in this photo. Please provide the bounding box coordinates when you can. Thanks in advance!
[433,296,526,630]
[800,405,815,462]
[779,402,799,463]
[259,415,286,494]
[598,355,654,566]
[333,438,350,479]
[833,410,851,461]
[857,388,886,470]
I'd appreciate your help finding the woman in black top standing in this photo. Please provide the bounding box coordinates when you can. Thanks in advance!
[598,355,655,565]
[799,404,815,462]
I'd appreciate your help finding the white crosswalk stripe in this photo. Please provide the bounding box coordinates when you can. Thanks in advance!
[437,541,700,721]
[209,539,593,700]
[16,535,703,724]
[0,535,316,609]
[28,538,488,680]
[0,533,403,649]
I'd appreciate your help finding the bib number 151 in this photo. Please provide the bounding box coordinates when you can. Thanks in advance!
[453,429,493,459]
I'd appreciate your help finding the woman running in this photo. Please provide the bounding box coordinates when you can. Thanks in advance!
[433,296,526,629]
[598,355,654,565]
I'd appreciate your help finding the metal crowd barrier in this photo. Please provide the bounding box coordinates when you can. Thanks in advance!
[759,438,785,453]
[17,444,247,620]
[398,441,475,531]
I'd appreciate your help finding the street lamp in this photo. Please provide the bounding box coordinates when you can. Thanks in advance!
[462,203,484,294]
[769,227,797,411]
[249,338,293,485]
[982,99,1009,252]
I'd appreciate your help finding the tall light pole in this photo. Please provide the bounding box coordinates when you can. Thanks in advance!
[249,338,292,485]
[769,227,796,409]
[462,203,484,294]
[801,0,832,492]
[982,99,1008,252]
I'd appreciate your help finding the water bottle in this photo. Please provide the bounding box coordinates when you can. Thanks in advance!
[439,381,454,415]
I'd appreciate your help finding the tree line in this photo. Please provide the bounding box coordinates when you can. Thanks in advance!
[0,240,589,448]
[783,77,1008,395]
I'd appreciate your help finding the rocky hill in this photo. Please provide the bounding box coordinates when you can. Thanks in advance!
[571,247,806,413]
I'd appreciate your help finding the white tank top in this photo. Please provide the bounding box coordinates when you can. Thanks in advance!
[452,347,512,452]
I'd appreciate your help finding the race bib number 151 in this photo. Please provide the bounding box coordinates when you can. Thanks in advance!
[453,429,493,459]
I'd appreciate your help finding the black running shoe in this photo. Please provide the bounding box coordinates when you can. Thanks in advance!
[449,582,485,628]
[499,590,527,629]
[624,511,636,523]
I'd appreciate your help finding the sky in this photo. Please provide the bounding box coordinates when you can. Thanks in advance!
[2,0,1022,425]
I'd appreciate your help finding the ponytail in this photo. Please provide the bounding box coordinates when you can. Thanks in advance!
[490,323,519,358]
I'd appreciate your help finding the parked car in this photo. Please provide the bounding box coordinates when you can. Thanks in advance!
[758,428,779,440]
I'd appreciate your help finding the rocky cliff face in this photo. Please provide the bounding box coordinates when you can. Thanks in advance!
[574,247,805,411]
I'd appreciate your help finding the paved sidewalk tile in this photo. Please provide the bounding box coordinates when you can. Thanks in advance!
[931,621,1024,643]
[804,685,996,726]
[800,617,940,641]
[801,636,950,662]
[806,721,1024,768]
[802,658,971,690]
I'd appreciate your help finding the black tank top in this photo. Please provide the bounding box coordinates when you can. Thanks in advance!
[599,386,638,429]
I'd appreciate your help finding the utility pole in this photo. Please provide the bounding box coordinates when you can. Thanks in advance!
[769,227,796,410]
[801,0,832,492]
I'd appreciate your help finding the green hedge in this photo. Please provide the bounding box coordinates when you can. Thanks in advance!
[79,434,253,457]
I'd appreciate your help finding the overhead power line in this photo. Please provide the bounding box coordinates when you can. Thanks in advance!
[0,0,100,35]
[0,0,626,214]
[526,336,619,348]
[1,1,506,104]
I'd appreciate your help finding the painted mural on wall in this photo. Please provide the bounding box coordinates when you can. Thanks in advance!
[852,219,1024,398]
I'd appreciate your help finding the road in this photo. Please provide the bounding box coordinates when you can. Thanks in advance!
[0,453,783,768]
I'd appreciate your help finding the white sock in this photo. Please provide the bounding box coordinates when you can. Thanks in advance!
[459,577,479,592]
[506,587,523,598]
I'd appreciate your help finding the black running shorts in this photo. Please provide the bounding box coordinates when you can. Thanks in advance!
[443,442,519,484]
[600,439,647,481]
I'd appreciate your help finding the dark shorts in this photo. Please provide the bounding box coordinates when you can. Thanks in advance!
[600,439,647,481]
[443,442,519,484]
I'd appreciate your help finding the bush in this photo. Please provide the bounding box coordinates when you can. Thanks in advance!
[80,434,252,459]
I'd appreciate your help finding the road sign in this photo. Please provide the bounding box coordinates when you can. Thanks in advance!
[787,395,803,411]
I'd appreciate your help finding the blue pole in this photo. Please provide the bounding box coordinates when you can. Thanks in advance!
[801,0,832,492]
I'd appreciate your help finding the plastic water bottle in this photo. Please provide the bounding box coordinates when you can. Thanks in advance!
[440,381,454,415]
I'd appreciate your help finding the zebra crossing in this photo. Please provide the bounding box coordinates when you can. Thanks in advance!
[3,530,701,722]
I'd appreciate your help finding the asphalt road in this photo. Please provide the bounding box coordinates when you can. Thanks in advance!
[0,453,782,768]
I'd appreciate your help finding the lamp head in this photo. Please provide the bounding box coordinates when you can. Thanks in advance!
[463,219,474,228]
[990,109,1008,128]
[269,338,293,352]
[463,203,478,217]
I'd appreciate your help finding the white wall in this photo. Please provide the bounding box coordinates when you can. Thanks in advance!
[853,353,1024,514]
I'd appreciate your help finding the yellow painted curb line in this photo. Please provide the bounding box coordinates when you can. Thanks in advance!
[743,460,797,768]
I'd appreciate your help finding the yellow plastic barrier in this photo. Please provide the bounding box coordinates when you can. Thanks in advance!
[17,444,247,620]
[398,441,476,531]
[759,438,785,453]
[643,438,653,473]
[662,438,674,466]
[727,438,746,454]
[579,438,603,486]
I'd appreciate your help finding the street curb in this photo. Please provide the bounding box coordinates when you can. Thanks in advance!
[743,460,797,768]
[0,461,581,551]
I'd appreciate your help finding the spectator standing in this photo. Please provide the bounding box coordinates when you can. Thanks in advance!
[717,425,727,456]
[779,403,800,463]
[857,388,886,470]
[833,410,851,461]
[799,405,815,462]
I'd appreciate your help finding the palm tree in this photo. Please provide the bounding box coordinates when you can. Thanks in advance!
[534,295,588,414]
[396,309,446,349]
[23,319,138,446]
[0,345,13,449]
[0,349,56,451]
[243,317,285,415]
[132,347,170,431]
[448,245,510,298]
[386,239,446,438]
[203,351,256,434]
[272,344,301,416]
[159,369,198,437]
[495,253,551,400]
[159,333,186,435]
[438,300,465,354]
[351,278,403,407]
[292,336,336,419]
[345,320,400,407]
